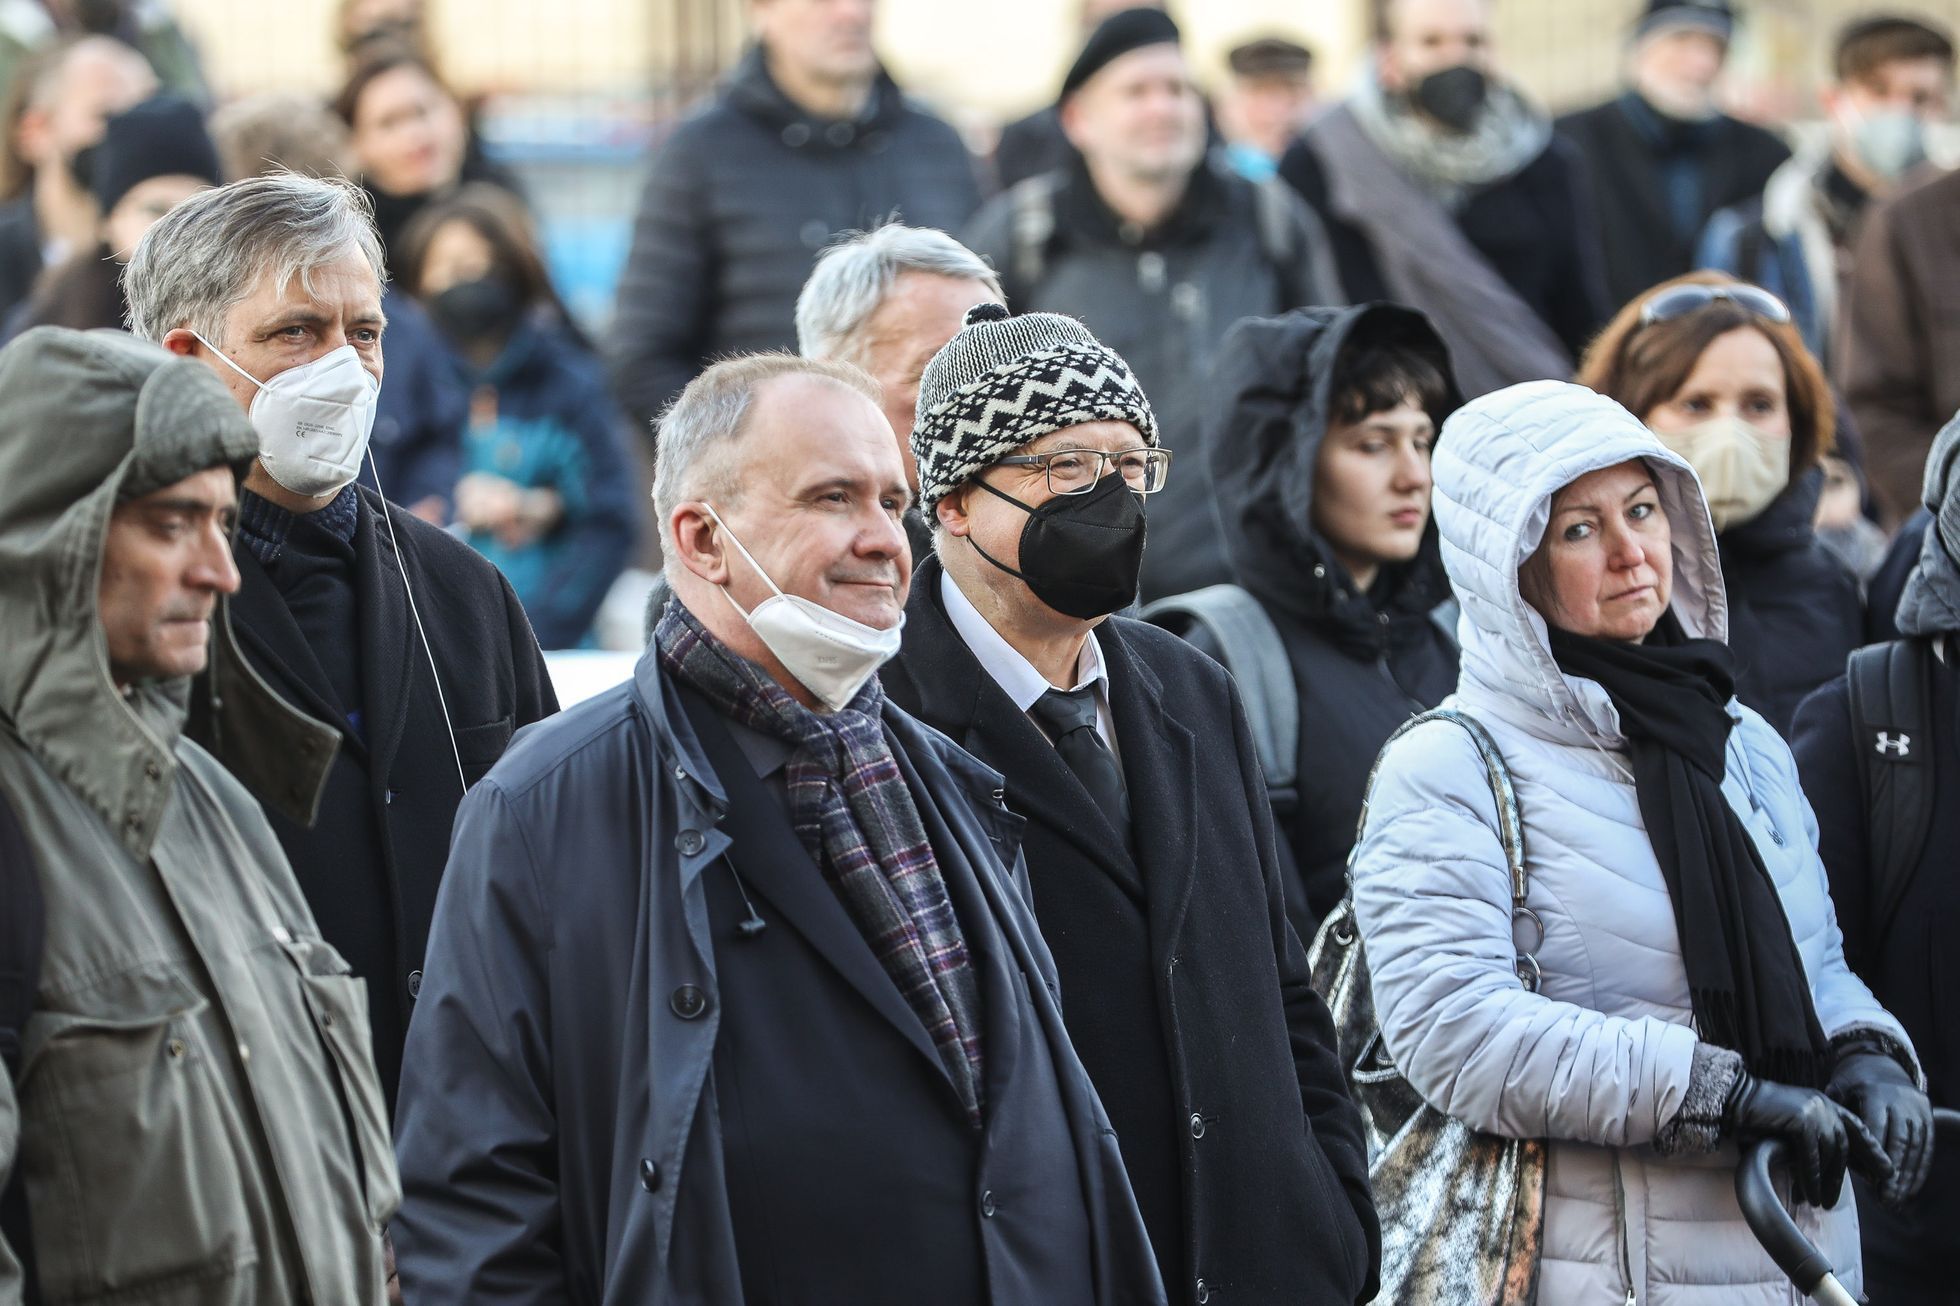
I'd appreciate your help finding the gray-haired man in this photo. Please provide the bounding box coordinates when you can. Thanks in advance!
[123,171,557,1105]
[393,350,1164,1305]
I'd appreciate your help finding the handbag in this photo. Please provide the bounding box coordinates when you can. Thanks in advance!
[1308,708,1547,1306]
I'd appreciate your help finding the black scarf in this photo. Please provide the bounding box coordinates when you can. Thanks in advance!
[1548,612,1830,1087]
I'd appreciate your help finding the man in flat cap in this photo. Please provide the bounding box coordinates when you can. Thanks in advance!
[963,6,1344,602]
[0,327,394,1304]
[885,303,1380,1306]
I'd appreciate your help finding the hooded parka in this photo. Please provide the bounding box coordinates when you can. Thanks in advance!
[1199,304,1460,936]
[0,327,397,1305]
[1350,380,1914,1305]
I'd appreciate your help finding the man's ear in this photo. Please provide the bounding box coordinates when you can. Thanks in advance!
[669,502,733,586]
[935,485,975,540]
[1058,95,1089,152]
[13,107,52,168]
[161,326,202,358]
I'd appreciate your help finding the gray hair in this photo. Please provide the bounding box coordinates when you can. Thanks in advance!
[794,224,1002,364]
[652,352,882,574]
[123,171,387,343]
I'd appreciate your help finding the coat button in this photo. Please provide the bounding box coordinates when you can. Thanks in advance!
[1190,1112,1206,1139]
[669,985,708,1020]
[144,760,161,781]
[676,829,704,856]
[1769,829,1785,846]
[639,1157,661,1192]
[406,969,423,1000]
[1195,1278,1210,1303]
[980,1190,997,1218]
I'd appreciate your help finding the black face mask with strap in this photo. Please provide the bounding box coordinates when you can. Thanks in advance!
[968,471,1148,620]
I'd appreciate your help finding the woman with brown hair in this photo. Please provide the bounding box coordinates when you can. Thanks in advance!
[1577,270,1863,734]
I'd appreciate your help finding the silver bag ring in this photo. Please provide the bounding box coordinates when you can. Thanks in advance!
[1512,904,1545,954]
[1515,953,1543,993]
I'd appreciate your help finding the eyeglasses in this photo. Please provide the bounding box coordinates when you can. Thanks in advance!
[992,447,1174,496]
[1638,284,1792,328]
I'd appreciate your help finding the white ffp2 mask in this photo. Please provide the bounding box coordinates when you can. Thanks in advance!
[706,503,904,712]
[193,333,379,497]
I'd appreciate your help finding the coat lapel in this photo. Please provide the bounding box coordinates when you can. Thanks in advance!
[888,558,1146,901]
[230,545,367,761]
[353,492,417,783]
[676,686,953,1085]
[1101,623,1202,961]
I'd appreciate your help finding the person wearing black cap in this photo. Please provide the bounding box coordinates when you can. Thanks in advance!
[5,91,218,339]
[885,302,1379,1306]
[963,6,1344,602]
[1557,0,1791,309]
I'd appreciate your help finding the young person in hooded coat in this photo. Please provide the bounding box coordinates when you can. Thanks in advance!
[1158,303,1460,938]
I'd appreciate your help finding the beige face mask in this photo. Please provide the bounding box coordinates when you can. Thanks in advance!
[1652,416,1790,532]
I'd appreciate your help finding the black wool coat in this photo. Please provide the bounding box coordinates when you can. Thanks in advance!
[1791,645,1960,1303]
[1719,469,1865,737]
[1555,94,1790,311]
[189,486,556,1105]
[609,43,982,433]
[883,556,1380,1306]
[1192,305,1462,939]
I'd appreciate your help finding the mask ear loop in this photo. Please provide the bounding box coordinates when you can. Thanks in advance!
[702,502,788,617]
[364,445,469,798]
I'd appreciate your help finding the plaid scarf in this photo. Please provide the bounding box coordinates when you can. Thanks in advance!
[657,601,985,1124]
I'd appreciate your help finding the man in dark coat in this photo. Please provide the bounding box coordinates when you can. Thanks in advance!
[126,171,557,1106]
[963,7,1344,602]
[609,0,981,435]
[1279,0,1608,395]
[884,303,1379,1306]
[1792,412,1960,1305]
[393,351,1165,1306]
[1176,304,1460,939]
[1555,0,1790,310]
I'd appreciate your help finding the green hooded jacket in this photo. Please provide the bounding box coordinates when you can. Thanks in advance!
[0,327,396,1305]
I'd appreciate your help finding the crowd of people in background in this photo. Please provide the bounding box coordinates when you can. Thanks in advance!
[3,0,1960,1302]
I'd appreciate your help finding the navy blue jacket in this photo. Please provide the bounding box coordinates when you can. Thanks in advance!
[370,288,469,513]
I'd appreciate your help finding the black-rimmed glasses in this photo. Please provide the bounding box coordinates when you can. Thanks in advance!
[992,447,1174,495]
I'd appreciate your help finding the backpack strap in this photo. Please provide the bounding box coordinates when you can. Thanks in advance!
[1008,174,1059,305]
[1140,585,1300,812]
[1735,216,1768,292]
[1348,708,1539,989]
[1845,639,1937,943]
[1250,173,1322,309]
[0,778,45,1304]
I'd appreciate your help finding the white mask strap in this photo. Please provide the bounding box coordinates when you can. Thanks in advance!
[187,330,268,390]
[703,502,788,611]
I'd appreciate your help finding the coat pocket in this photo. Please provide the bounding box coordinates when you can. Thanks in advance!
[453,713,515,783]
[294,970,403,1228]
[19,1002,259,1304]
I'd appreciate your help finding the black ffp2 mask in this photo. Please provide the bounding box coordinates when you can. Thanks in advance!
[968,471,1148,620]
[1413,65,1489,134]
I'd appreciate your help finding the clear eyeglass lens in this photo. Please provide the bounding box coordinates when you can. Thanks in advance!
[1047,450,1168,494]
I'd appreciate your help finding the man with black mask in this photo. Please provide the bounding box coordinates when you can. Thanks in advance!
[1280,0,1609,396]
[883,304,1379,1306]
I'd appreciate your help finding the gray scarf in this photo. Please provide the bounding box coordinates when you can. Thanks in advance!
[1347,63,1552,211]
[1895,412,1960,637]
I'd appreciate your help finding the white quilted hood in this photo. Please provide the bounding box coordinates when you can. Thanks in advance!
[1432,379,1730,743]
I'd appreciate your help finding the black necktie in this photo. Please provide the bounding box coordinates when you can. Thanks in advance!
[1030,685,1130,839]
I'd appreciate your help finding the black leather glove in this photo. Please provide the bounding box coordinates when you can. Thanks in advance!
[1828,1046,1933,1206]
[1724,1070,1889,1208]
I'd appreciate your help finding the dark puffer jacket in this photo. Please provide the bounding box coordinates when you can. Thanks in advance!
[610,44,982,433]
[1719,467,1864,737]
[1188,305,1460,938]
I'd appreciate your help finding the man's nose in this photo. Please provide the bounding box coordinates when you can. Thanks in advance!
[193,525,242,595]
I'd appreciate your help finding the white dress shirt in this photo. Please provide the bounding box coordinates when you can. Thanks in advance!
[939,569,1120,763]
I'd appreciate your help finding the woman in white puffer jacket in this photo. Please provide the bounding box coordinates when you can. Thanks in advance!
[1350,380,1931,1304]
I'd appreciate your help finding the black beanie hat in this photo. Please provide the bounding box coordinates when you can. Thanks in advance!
[91,94,222,215]
[1632,0,1736,45]
[1060,7,1181,101]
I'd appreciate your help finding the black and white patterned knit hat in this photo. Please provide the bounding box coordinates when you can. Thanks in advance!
[911,303,1158,511]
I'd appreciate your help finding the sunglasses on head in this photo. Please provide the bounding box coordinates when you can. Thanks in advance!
[1638,283,1793,328]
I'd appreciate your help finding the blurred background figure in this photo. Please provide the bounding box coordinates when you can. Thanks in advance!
[0,34,153,321]
[396,183,638,649]
[210,89,352,180]
[335,0,430,68]
[1700,15,1955,363]
[1216,35,1316,181]
[1281,0,1609,396]
[1557,0,1790,309]
[608,0,981,438]
[6,90,214,337]
[0,0,204,106]
[335,43,521,268]
[992,0,1167,190]
[1579,272,1861,735]
[966,6,1343,601]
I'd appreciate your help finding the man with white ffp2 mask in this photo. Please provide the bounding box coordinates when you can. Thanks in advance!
[390,351,1165,1306]
[122,170,558,1113]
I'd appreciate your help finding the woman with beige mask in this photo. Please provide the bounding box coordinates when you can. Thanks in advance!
[1579,270,1863,734]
